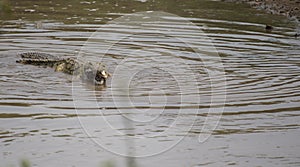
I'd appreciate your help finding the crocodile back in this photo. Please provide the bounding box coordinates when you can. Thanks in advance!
[16,52,62,67]
[18,52,60,60]
[57,58,81,75]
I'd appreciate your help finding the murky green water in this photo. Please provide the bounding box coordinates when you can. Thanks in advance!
[1,0,300,167]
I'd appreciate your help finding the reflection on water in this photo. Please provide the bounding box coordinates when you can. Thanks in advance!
[1,0,300,167]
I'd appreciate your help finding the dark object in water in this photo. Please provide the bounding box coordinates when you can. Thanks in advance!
[16,52,110,85]
[265,25,273,32]
[295,33,299,38]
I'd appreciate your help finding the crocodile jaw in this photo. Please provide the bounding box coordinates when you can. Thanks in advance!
[95,79,105,85]
[94,70,108,85]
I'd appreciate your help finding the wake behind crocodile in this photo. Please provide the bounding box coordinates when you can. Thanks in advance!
[16,52,110,85]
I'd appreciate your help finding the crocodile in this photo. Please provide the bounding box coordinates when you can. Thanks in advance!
[16,52,110,85]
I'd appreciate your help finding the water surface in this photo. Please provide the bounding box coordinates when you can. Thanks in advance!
[1,0,300,167]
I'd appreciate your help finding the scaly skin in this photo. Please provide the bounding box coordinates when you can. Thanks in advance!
[16,52,110,85]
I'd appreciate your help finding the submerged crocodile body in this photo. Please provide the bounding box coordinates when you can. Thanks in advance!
[16,52,110,85]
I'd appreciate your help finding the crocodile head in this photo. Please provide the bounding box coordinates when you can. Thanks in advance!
[95,69,110,85]
[83,62,110,85]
